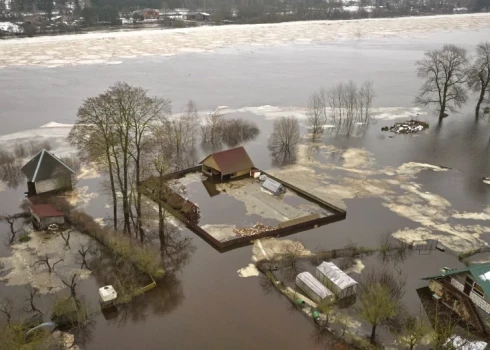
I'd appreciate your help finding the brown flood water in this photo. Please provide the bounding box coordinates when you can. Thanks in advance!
[1,28,490,349]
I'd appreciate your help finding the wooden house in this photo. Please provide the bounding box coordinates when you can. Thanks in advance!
[423,264,490,335]
[200,146,254,181]
[21,150,75,196]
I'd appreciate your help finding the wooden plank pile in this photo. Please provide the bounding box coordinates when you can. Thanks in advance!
[234,223,276,237]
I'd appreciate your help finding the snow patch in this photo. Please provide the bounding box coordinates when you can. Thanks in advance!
[40,122,74,128]
[237,264,260,277]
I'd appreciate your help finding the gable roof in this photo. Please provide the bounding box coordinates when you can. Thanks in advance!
[31,204,64,218]
[200,147,254,176]
[423,263,490,297]
[21,150,75,182]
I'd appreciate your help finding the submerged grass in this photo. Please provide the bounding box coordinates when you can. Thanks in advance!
[42,196,164,279]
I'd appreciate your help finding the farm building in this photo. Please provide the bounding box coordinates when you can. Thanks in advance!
[315,262,358,299]
[183,12,210,21]
[200,147,254,181]
[423,263,490,335]
[21,150,75,196]
[30,204,65,230]
[296,272,334,304]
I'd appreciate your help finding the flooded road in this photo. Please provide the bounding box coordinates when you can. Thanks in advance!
[1,23,490,349]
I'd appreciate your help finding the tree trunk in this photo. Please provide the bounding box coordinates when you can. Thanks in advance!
[475,81,486,120]
[158,203,165,252]
[106,150,118,230]
[439,103,446,121]
[370,323,377,344]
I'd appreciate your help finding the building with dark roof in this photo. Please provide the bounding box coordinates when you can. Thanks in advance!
[200,146,254,181]
[21,149,75,196]
[30,203,65,230]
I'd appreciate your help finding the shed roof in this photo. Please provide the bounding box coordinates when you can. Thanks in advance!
[316,262,358,289]
[31,204,64,218]
[200,146,254,176]
[423,263,490,297]
[296,272,333,300]
[21,150,75,182]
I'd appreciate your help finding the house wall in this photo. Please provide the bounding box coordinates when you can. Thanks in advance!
[450,277,490,314]
[230,169,250,178]
[35,175,72,194]
[202,157,220,173]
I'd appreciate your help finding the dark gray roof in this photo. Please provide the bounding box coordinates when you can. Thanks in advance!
[21,150,75,182]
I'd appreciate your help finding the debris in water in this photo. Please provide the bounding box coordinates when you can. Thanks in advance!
[234,223,276,237]
[381,119,429,134]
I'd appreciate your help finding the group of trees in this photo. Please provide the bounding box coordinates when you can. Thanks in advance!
[307,80,375,138]
[416,42,490,121]
[200,111,260,150]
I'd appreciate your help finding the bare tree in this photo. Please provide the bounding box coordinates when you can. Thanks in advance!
[268,116,301,166]
[307,88,328,137]
[0,215,18,245]
[201,111,224,145]
[359,80,375,122]
[70,83,171,239]
[23,286,42,315]
[78,244,91,270]
[60,230,71,248]
[33,256,63,274]
[61,273,80,309]
[415,44,469,121]
[0,298,13,326]
[467,42,490,119]
[357,268,406,344]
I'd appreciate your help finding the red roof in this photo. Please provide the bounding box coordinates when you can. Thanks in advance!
[31,204,64,218]
[200,146,254,176]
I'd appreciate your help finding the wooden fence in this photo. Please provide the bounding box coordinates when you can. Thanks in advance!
[142,167,346,253]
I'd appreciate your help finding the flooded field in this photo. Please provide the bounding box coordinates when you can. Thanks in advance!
[1,17,490,349]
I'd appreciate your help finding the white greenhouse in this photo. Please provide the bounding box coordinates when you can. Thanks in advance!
[315,262,358,299]
[295,272,334,304]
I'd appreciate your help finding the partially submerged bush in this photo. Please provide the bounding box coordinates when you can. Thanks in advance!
[56,199,164,279]
[18,234,31,243]
[51,297,88,329]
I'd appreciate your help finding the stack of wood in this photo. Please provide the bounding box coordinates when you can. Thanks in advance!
[234,223,275,237]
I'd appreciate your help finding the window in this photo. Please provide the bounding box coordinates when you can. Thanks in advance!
[474,283,485,298]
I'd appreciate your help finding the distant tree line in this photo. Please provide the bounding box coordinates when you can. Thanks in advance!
[1,0,489,29]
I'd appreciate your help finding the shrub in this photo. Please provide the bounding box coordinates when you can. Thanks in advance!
[19,234,31,243]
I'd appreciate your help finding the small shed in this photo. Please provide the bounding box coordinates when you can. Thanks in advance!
[296,272,334,304]
[315,262,358,299]
[200,146,254,181]
[30,204,65,230]
[21,150,75,196]
[262,177,284,195]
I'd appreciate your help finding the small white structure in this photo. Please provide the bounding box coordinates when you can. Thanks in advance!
[99,285,117,308]
[295,272,334,304]
[315,262,358,299]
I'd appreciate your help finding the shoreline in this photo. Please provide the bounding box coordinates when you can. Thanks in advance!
[1,13,489,68]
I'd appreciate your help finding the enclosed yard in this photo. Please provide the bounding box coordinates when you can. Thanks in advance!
[159,170,345,250]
